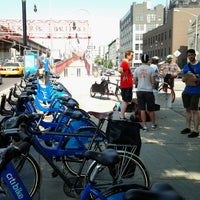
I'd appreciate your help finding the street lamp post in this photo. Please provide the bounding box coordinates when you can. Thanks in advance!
[174,9,198,52]
[21,0,27,50]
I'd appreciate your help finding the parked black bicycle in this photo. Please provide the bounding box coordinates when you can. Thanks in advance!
[90,75,121,101]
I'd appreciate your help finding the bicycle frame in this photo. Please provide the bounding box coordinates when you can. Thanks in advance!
[80,182,107,200]
[16,119,106,183]
[0,162,31,200]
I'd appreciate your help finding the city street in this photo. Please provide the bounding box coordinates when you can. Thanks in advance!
[0,76,199,200]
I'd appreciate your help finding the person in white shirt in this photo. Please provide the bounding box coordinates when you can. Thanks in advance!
[150,56,160,90]
[133,54,157,131]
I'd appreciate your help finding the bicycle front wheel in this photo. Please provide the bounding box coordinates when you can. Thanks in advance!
[0,153,41,199]
[62,137,107,177]
[158,86,175,103]
[85,150,150,191]
[90,87,96,97]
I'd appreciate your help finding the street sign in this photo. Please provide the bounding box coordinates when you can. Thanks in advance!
[87,46,95,49]
[173,50,181,57]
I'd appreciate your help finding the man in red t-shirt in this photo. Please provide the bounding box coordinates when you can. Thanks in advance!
[118,50,134,119]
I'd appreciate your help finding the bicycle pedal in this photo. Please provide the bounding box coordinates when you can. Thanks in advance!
[44,141,52,147]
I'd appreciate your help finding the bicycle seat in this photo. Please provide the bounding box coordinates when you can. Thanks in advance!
[61,101,78,109]
[56,95,74,102]
[84,148,119,166]
[63,111,83,120]
[123,182,184,200]
[88,111,113,120]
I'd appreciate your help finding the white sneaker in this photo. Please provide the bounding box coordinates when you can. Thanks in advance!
[143,126,148,131]
[151,124,158,130]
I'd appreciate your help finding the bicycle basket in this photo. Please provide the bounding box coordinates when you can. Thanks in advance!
[106,120,142,156]
[106,120,143,178]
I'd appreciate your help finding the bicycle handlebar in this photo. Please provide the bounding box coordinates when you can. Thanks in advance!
[0,139,31,174]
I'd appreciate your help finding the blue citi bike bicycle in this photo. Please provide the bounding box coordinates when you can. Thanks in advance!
[0,137,184,200]
[0,111,150,199]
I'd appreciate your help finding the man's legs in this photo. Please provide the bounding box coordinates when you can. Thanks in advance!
[148,111,156,126]
[120,87,132,119]
[192,110,199,133]
[182,92,199,137]
[45,71,49,85]
[141,110,147,128]
[120,101,128,118]
[185,108,192,130]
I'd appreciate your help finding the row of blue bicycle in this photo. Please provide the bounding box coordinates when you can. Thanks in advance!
[0,72,184,199]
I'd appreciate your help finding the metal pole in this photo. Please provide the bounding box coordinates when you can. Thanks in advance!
[22,0,27,48]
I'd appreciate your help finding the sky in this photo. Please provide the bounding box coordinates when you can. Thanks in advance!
[0,0,167,49]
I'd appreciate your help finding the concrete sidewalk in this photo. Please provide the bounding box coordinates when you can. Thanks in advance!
[1,77,199,200]
[37,77,199,200]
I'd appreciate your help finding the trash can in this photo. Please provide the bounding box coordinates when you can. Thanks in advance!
[155,91,172,108]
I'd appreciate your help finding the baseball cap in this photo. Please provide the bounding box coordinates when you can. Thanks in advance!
[166,55,173,60]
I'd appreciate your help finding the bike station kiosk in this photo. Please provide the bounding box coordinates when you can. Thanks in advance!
[24,50,39,76]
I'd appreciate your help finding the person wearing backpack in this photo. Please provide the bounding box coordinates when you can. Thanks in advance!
[181,49,200,138]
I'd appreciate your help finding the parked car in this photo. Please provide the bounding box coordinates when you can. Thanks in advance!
[0,62,24,76]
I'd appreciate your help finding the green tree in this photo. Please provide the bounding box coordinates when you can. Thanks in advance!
[94,55,103,66]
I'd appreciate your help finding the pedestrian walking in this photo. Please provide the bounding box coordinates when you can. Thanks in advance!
[133,54,157,131]
[118,50,134,119]
[43,52,52,85]
[181,49,200,138]
[160,54,181,90]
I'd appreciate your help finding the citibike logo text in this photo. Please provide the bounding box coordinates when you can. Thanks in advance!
[6,173,24,199]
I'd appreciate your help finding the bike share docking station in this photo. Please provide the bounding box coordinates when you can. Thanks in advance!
[24,50,39,76]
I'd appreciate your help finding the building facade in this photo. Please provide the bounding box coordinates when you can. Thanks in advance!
[108,38,120,68]
[143,7,200,67]
[169,0,200,9]
[119,2,164,68]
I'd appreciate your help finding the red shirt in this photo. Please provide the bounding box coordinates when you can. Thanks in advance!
[120,60,133,88]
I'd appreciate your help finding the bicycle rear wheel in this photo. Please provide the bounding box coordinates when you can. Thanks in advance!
[85,149,150,191]
[61,117,108,176]
[0,153,41,199]
[62,135,107,177]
